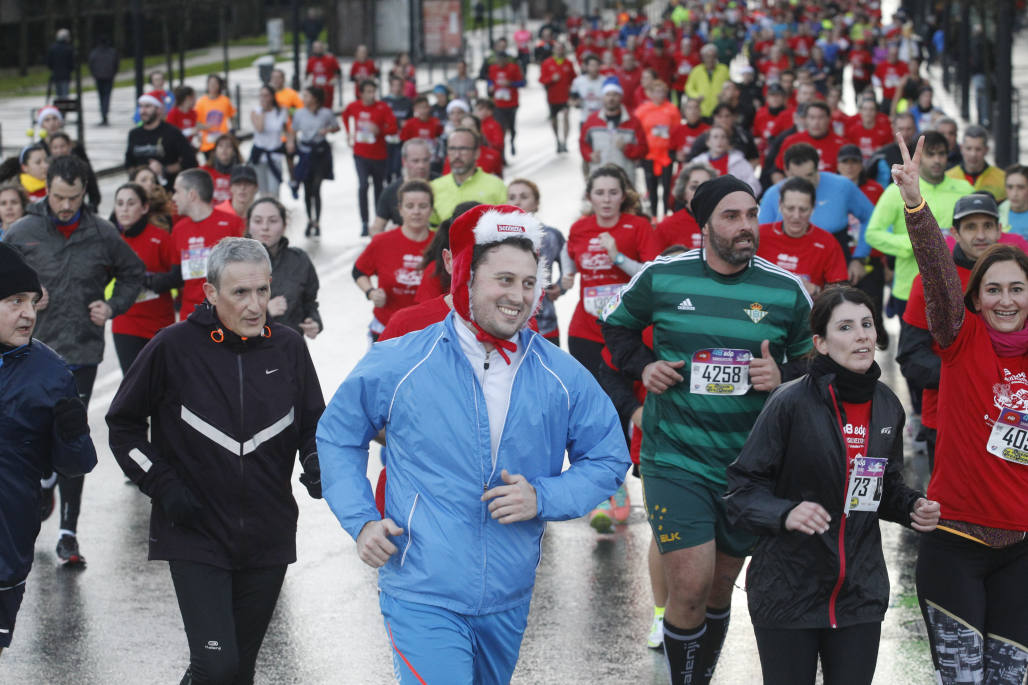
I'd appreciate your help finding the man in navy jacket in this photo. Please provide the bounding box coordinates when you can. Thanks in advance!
[0,244,97,655]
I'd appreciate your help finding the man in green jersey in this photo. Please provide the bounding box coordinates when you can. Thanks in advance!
[602,175,813,685]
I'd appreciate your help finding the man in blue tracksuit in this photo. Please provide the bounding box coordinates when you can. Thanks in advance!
[0,244,96,654]
[318,204,630,684]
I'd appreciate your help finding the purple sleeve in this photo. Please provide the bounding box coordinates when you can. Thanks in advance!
[904,204,964,348]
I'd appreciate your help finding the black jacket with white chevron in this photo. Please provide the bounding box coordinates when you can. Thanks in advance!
[106,304,325,569]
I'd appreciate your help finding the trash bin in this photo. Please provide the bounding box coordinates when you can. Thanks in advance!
[256,55,275,85]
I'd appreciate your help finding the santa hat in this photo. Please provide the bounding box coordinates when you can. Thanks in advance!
[36,106,63,127]
[448,204,546,363]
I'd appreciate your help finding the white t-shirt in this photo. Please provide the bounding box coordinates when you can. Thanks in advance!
[251,107,289,151]
[571,75,605,116]
[454,316,524,467]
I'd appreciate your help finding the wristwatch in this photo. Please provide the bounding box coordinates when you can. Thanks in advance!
[614,253,625,266]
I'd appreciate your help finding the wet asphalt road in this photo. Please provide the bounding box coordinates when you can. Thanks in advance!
[3,22,939,684]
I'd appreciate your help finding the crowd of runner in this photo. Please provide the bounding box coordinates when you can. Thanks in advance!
[2,1,1027,684]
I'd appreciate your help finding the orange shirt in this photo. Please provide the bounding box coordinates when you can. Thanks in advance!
[194,94,237,152]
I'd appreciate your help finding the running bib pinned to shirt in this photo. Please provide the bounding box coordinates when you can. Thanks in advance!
[845,455,887,513]
[690,348,751,396]
[583,283,622,317]
[495,88,512,101]
[987,408,1028,466]
[181,244,212,281]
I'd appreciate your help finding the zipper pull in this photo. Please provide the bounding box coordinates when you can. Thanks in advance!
[484,350,490,371]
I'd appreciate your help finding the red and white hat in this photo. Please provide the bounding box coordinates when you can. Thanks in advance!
[448,204,547,363]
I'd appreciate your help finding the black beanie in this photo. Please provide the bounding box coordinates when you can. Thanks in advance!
[690,175,756,229]
[0,243,42,301]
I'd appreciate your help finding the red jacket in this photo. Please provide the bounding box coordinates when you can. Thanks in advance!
[539,57,577,104]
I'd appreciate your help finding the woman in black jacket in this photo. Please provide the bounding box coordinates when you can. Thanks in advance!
[246,197,323,338]
[725,286,940,685]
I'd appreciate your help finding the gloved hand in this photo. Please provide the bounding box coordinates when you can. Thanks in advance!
[159,480,204,527]
[54,396,89,442]
[299,452,322,499]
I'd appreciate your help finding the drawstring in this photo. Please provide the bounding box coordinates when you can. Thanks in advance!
[210,325,270,344]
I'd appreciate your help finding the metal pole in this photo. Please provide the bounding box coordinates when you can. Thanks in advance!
[994,0,1014,167]
[488,0,494,47]
[222,5,230,91]
[234,84,242,131]
[958,0,970,120]
[292,0,301,90]
[179,3,188,86]
[164,12,174,88]
[74,0,84,144]
[132,0,144,98]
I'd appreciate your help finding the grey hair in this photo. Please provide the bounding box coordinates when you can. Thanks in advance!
[401,137,433,158]
[700,44,718,57]
[963,123,989,144]
[206,237,271,289]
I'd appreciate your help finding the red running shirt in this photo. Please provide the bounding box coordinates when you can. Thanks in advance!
[566,213,652,342]
[399,116,444,142]
[488,63,525,109]
[757,222,848,288]
[775,130,847,173]
[201,166,232,204]
[643,210,702,260]
[845,119,894,160]
[113,224,176,339]
[932,313,1028,531]
[166,107,198,133]
[354,229,432,326]
[170,209,245,319]
[307,54,341,104]
[341,101,398,160]
[378,294,452,341]
[539,57,577,104]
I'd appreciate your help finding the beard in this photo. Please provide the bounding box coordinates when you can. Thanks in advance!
[707,226,757,266]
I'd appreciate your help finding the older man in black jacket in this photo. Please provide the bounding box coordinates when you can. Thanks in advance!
[107,237,324,685]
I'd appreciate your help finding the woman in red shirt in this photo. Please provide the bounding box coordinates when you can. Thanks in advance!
[564,164,652,377]
[896,136,1028,685]
[110,183,176,372]
[353,180,434,341]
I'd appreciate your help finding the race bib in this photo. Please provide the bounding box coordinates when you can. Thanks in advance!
[135,288,160,303]
[181,245,212,280]
[355,130,376,144]
[690,348,751,396]
[844,455,887,513]
[583,283,622,317]
[653,125,670,139]
[495,88,512,101]
[385,134,401,144]
[987,408,1028,466]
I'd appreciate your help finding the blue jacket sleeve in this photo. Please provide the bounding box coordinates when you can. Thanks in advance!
[849,180,876,259]
[758,184,781,224]
[530,364,631,521]
[317,348,394,540]
[875,158,891,188]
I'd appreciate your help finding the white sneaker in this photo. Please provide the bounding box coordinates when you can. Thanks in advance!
[647,615,664,650]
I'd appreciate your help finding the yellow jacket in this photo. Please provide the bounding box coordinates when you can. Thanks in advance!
[945,164,1006,203]
[684,63,730,117]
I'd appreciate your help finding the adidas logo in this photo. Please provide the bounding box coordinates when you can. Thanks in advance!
[677,298,695,311]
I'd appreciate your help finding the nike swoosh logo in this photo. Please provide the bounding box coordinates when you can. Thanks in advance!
[265,369,278,375]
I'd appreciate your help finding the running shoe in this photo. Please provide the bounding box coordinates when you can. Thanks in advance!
[611,483,631,524]
[647,614,665,649]
[56,534,85,567]
[588,498,613,533]
[40,483,56,522]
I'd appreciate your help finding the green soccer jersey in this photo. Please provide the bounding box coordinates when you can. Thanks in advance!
[603,250,813,486]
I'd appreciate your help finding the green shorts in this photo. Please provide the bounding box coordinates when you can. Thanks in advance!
[641,470,756,557]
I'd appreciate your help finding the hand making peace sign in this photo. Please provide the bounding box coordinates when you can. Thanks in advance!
[891,132,925,209]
